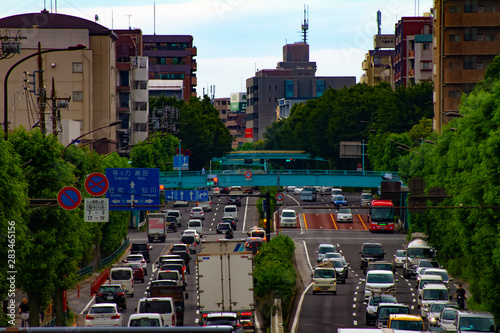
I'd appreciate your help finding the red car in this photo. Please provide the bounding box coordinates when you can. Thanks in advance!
[128,262,145,283]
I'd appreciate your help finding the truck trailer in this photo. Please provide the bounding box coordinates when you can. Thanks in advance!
[147,213,167,243]
[197,241,255,332]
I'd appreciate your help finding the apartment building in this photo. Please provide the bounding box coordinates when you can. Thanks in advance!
[433,0,500,132]
[246,42,355,142]
[114,29,149,150]
[142,35,197,101]
[394,16,433,87]
[361,49,395,86]
[0,11,118,153]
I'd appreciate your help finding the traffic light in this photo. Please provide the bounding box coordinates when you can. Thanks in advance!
[262,199,267,212]
[286,158,293,162]
[206,175,218,186]
[159,184,164,193]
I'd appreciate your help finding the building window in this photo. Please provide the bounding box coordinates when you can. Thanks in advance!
[464,28,478,41]
[485,6,495,12]
[119,92,130,108]
[449,34,461,41]
[464,56,478,69]
[464,84,475,94]
[316,80,325,97]
[73,91,83,101]
[72,62,83,73]
[285,80,294,98]
[275,85,278,90]
[449,90,461,98]
[119,71,129,87]
[485,34,495,41]
[269,85,272,91]
[160,58,166,65]
[449,6,460,13]
[422,62,431,69]
[464,0,478,12]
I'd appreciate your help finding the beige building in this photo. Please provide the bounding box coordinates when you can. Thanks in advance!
[361,49,394,86]
[433,0,500,132]
[0,11,118,153]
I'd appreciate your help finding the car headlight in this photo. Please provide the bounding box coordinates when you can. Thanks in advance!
[429,316,438,325]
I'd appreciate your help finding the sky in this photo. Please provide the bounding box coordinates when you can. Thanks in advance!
[4,0,434,98]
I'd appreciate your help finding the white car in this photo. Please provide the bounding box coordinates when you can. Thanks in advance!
[182,229,200,244]
[362,270,398,300]
[173,200,189,207]
[127,313,164,327]
[393,249,406,268]
[293,187,304,195]
[190,206,205,220]
[197,199,212,212]
[280,209,297,228]
[337,207,353,223]
[123,254,148,275]
[187,219,203,237]
[85,303,123,327]
[212,187,220,195]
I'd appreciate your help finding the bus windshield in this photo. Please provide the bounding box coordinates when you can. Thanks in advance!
[371,208,394,222]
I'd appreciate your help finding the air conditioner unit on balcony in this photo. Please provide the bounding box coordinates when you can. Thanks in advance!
[477,35,483,41]
[478,6,484,12]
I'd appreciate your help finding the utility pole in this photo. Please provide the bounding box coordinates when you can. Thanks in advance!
[51,77,57,136]
[276,171,280,235]
[37,42,47,134]
[265,190,271,243]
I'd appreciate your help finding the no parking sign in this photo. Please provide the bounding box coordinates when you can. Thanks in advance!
[276,192,284,201]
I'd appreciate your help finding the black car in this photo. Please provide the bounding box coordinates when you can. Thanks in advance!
[227,196,242,207]
[131,243,151,263]
[95,284,127,310]
[217,222,233,234]
[166,216,177,232]
[220,187,230,194]
[360,241,385,269]
[220,217,237,230]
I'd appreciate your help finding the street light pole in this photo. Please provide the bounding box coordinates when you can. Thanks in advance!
[61,120,122,158]
[3,44,86,140]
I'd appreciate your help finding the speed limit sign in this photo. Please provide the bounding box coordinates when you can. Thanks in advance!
[276,192,284,201]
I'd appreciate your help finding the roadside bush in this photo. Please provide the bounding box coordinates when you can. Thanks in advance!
[254,235,296,328]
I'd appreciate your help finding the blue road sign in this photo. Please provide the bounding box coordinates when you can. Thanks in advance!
[106,168,160,211]
[173,155,189,170]
[164,190,209,202]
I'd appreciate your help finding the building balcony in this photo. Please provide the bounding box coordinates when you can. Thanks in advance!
[191,76,197,86]
[408,69,415,77]
[117,63,131,71]
[116,106,130,114]
[133,67,149,81]
[444,68,486,84]
[134,111,148,123]
[132,89,148,102]
[190,61,197,71]
[444,41,500,55]
[117,86,131,92]
[445,12,500,28]
[187,47,197,56]
[362,61,370,70]
[408,50,415,58]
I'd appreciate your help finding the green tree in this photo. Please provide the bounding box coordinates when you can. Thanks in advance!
[0,137,28,327]
[130,134,179,172]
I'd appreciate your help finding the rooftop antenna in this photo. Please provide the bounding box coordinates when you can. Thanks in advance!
[301,4,309,44]
[377,10,381,35]
[154,2,156,35]
[125,14,132,30]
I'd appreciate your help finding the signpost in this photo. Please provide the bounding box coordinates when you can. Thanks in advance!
[84,172,109,197]
[106,168,160,211]
[57,186,82,210]
[84,198,109,222]
[173,155,189,170]
[244,170,252,180]
[164,190,209,202]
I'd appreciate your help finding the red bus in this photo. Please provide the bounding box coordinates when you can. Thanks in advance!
[368,199,395,232]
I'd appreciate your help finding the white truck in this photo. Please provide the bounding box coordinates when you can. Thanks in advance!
[147,213,167,243]
[198,241,255,331]
[402,232,437,278]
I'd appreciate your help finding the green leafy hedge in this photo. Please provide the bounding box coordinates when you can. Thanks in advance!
[253,235,296,328]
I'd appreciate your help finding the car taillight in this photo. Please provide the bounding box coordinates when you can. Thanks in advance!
[86,315,94,320]
[240,312,252,316]
[111,314,120,319]
[172,313,176,326]
[117,292,125,296]
[141,260,146,263]
[96,293,103,296]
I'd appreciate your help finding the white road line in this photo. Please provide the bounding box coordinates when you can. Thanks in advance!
[352,304,356,308]
[242,196,249,232]
[353,312,357,316]
[80,296,96,315]
[353,297,357,302]
[353,320,358,326]
[291,283,312,333]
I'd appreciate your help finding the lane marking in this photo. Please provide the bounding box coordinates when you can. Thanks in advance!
[358,214,368,230]
[330,214,338,230]
[303,213,308,230]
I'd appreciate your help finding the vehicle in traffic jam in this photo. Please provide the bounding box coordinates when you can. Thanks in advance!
[280,209,298,228]
[190,206,205,220]
[393,249,407,268]
[337,207,353,223]
[317,243,338,263]
[365,293,398,326]
[368,199,395,232]
[331,195,348,207]
[84,303,123,327]
[312,262,337,295]
[244,237,263,254]
[375,302,410,328]
[387,314,424,331]
[123,254,148,275]
[220,217,236,230]
[360,241,386,270]
[227,195,242,207]
[128,262,145,283]
[94,284,127,311]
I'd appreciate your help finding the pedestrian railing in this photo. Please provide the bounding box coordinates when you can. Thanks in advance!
[99,238,130,269]
[76,265,93,279]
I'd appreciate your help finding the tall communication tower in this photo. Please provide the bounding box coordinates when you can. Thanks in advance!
[301,5,309,44]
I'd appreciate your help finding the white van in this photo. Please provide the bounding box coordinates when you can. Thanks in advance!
[187,219,203,236]
[128,313,164,327]
[109,266,134,297]
[223,205,238,221]
[136,297,176,326]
